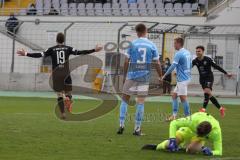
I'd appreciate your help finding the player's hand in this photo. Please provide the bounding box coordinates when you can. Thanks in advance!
[225,73,233,78]
[168,138,178,152]
[17,48,27,56]
[159,77,163,86]
[201,146,213,156]
[161,75,166,81]
[95,44,103,52]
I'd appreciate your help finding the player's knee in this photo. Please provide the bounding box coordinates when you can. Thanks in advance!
[204,93,210,99]
[66,94,72,100]
[122,94,130,102]
[179,95,187,102]
[204,88,212,95]
[172,93,177,99]
[136,97,145,104]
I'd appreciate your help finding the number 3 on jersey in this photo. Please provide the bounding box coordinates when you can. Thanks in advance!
[137,48,146,64]
[57,51,65,64]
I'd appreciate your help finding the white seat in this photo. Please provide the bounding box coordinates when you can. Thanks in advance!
[119,0,127,4]
[184,9,192,15]
[112,3,120,9]
[175,9,184,16]
[155,0,163,4]
[174,3,182,9]
[87,9,95,16]
[129,3,137,9]
[137,0,145,3]
[192,3,198,10]
[156,3,164,9]
[78,9,86,16]
[166,9,175,16]
[139,9,148,16]
[86,3,94,9]
[147,3,155,9]
[104,9,112,16]
[122,9,130,16]
[121,3,129,9]
[165,3,173,9]
[157,8,165,16]
[148,9,157,16]
[199,0,206,5]
[95,3,102,9]
[113,9,121,16]
[103,3,111,8]
[36,9,43,15]
[146,0,154,3]
[138,3,146,9]
[183,3,191,9]
[78,3,85,9]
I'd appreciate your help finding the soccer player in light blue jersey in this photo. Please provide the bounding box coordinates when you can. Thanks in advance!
[162,37,192,121]
[117,23,162,136]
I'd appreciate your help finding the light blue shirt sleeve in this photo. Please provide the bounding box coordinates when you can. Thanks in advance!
[173,52,181,65]
[124,47,131,59]
[164,63,177,76]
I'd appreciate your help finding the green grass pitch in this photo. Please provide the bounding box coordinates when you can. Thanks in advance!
[0,96,239,160]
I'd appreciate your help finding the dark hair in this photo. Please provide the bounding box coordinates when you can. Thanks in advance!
[56,32,65,44]
[174,37,184,46]
[135,23,147,34]
[197,121,212,137]
[196,45,205,51]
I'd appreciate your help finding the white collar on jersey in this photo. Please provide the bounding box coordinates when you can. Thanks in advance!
[139,37,148,40]
[178,47,185,51]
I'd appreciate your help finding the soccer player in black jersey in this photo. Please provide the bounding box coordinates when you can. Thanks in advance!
[192,46,232,117]
[17,32,103,119]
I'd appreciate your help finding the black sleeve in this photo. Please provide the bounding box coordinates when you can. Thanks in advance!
[210,58,228,74]
[26,48,52,58]
[70,47,95,55]
[192,59,196,68]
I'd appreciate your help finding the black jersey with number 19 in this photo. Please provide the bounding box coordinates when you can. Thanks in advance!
[26,45,95,92]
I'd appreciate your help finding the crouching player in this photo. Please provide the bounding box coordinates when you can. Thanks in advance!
[142,112,222,156]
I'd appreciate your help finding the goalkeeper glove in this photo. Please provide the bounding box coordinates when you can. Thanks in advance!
[201,146,213,156]
[168,138,178,152]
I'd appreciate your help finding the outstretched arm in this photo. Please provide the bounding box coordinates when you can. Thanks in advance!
[211,59,227,74]
[163,63,176,79]
[211,60,233,78]
[71,44,102,55]
[162,53,180,79]
[17,48,51,58]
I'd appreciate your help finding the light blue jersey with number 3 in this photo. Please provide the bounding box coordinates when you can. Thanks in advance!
[126,37,159,81]
[173,48,192,82]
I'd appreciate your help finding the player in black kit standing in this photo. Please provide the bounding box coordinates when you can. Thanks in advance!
[192,46,232,118]
[17,33,103,119]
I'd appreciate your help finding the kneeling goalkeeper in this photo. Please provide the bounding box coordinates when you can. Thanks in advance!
[142,112,222,156]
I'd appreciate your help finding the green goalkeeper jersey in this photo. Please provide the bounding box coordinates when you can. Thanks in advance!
[169,112,222,156]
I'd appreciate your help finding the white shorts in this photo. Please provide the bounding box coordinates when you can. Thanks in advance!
[122,79,149,96]
[173,80,190,96]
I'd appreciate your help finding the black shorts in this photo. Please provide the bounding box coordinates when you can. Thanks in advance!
[200,81,213,90]
[52,74,72,92]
